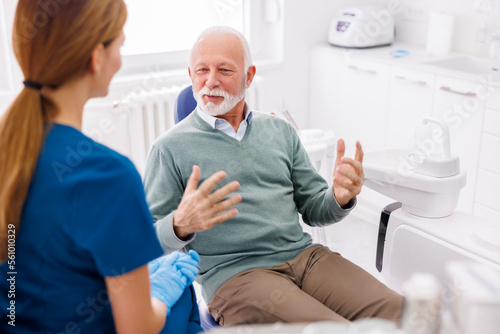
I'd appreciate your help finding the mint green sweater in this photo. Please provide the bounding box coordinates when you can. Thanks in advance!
[143,111,354,303]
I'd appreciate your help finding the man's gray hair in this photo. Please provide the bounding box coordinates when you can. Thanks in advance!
[188,26,253,71]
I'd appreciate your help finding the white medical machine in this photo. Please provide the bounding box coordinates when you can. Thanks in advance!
[327,6,394,49]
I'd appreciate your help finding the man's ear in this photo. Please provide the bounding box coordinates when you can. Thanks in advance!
[89,44,105,76]
[246,65,256,88]
[188,67,192,78]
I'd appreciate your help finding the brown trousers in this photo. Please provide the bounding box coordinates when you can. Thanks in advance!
[208,245,403,326]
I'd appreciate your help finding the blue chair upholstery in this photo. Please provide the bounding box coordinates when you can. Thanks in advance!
[174,85,197,124]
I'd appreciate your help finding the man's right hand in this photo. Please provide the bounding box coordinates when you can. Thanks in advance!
[173,165,242,240]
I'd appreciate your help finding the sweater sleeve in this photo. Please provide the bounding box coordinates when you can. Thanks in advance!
[288,124,355,227]
[143,144,195,253]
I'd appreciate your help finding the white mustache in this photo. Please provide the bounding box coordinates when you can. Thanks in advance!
[198,87,230,99]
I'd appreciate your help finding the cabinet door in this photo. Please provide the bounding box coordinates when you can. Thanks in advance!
[476,107,500,220]
[386,67,435,149]
[431,75,486,213]
[337,58,390,156]
[485,83,500,112]
[309,48,340,131]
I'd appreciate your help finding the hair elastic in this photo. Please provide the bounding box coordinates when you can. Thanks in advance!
[23,80,43,91]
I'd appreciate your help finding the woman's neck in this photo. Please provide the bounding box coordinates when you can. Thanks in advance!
[42,78,90,130]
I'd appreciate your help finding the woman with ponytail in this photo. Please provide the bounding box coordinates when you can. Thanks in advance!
[0,1,203,333]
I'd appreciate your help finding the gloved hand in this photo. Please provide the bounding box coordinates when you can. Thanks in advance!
[173,250,200,286]
[148,250,200,315]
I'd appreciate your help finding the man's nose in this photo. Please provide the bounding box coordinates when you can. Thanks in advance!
[205,71,220,89]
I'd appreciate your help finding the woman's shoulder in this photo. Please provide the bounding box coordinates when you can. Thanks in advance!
[46,123,139,184]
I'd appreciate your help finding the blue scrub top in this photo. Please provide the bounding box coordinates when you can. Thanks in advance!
[0,123,163,333]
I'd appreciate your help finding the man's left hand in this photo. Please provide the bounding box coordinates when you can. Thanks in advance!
[332,139,364,208]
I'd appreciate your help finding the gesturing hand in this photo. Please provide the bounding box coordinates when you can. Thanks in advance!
[173,165,242,240]
[148,250,201,315]
[332,139,364,208]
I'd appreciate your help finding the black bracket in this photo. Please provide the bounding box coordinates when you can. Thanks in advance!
[376,202,402,272]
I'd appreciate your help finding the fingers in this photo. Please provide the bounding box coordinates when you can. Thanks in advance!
[354,141,364,163]
[205,207,239,228]
[334,166,363,189]
[208,194,242,224]
[196,170,228,198]
[338,157,363,175]
[176,252,200,284]
[174,168,241,238]
[175,261,199,277]
[209,180,241,205]
[179,267,197,284]
[335,158,364,182]
[333,141,364,206]
[185,165,201,194]
[175,252,200,268]
[148,261,160,275]
[335,139,345,164]
[161,251,180,266]
[188,250,200,263]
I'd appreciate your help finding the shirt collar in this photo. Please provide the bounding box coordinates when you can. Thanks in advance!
[196,103,253,129]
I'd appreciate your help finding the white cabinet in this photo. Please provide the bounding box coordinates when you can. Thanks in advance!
[310,49,390,156]
[386,66,435,148]
[474,84,500,220]
[482,108,500,136]
[479,133,500,173]
[431,76,486,213]
[336,58,390,155]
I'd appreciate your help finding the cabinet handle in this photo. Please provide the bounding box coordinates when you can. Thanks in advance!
[348,65,376,75]
[440,86,476,97]
[395,75,427,86]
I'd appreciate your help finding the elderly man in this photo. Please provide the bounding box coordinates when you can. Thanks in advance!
[143,26,403,326]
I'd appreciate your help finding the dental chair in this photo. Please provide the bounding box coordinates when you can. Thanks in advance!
[173,85,336,330]
[174,86,198,124]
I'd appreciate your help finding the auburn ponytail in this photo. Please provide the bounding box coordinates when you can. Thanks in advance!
[0,88,45,260]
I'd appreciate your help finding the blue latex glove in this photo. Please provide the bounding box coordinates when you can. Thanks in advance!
[149,251,200,315]
[174,250,201,285]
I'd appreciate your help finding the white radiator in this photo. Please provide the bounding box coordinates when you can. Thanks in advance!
[116,86,185,174]
[83,85,185,175]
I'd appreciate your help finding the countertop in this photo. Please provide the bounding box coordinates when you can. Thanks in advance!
[311,42,500,86]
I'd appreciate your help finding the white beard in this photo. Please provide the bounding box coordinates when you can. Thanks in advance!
[194,81,247,116]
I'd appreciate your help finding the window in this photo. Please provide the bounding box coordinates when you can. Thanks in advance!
[0,0,283,97]
[122,0,245,56]
[0,0,18,95]
[119,0,283,76]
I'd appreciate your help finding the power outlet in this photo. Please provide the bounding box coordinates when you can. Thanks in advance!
[400,3,428,22]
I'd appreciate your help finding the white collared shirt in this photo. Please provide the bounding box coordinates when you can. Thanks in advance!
[196,103,253,141]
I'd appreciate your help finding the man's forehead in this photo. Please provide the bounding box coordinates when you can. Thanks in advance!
[193,34,244,64]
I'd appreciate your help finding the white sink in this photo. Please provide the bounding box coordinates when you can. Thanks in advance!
[424,56,499,76]
[364,148,467,218]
